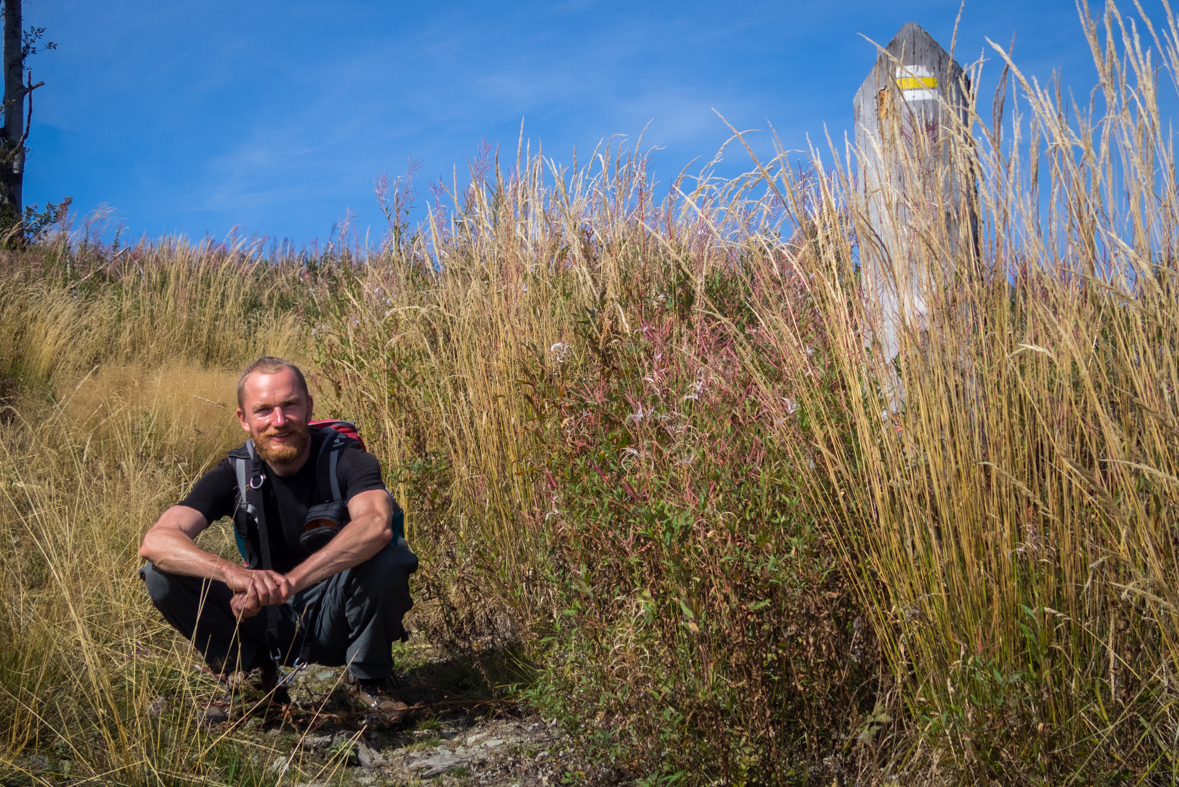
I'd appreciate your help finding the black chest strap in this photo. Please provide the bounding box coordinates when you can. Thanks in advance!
[228,432,355,676]
[230,440,284,668]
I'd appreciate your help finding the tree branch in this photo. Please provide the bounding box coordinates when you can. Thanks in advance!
[17,74,42,148]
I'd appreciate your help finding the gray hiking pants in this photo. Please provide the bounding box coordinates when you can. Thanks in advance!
[140,540,417,681]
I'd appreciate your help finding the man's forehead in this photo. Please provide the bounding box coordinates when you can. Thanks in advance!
[242,369,305,400]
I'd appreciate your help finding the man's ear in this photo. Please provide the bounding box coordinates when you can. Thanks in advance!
[307,394,314,421]
[235,408,251,433]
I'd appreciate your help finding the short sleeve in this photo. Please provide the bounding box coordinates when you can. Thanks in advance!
[178,459,239,524]
[336,443,386,502]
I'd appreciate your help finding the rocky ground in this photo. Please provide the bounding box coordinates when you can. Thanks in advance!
[233,661,595,787]
[199,642,620,787]
[7,641,621,787]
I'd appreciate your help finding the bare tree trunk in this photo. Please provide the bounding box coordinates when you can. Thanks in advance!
[1,0,24,217]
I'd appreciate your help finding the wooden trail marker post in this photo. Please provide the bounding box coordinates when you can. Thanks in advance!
[853,22,976,413]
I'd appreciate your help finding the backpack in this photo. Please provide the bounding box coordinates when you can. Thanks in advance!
[228,420,405,567]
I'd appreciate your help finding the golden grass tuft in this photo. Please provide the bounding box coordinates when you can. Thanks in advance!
[0,248,313,784]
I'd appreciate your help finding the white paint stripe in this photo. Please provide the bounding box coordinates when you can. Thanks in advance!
[901,89,938,102]
[896,64,933,77]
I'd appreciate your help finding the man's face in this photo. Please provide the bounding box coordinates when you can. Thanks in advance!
[235,368,314,470]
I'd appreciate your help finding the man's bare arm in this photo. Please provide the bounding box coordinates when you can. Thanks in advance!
[140,505,266,595]
[284,489,394,595]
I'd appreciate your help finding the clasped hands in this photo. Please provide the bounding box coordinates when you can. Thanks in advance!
[227,568,294,619]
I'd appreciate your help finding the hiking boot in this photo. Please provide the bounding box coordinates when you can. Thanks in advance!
[344,670,409,723]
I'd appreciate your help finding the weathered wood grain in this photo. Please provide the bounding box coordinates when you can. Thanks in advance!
[853,22,976,412]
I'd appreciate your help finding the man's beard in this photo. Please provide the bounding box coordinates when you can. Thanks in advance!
[253,424,310,466]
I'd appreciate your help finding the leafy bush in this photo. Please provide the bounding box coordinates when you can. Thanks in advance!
[522,257,870,782]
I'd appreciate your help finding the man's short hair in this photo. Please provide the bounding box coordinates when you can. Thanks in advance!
[237,357,310,409]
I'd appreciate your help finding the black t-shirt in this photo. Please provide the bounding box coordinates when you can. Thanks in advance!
[180,428,386,573]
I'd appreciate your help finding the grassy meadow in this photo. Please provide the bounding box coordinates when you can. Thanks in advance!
[3,4,1179,784]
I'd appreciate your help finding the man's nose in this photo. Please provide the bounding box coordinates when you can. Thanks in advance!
[272,408,287,427]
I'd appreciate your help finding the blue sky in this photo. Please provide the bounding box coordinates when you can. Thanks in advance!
[19,0,1175,247]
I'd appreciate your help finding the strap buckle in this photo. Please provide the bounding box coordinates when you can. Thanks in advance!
[276,658,308,688]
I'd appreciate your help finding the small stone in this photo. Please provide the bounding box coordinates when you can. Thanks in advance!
[465,731,488,746]
[315,670,335,680]
[266,728,281,738]
[26,755,48,772]
[302,734,332,751]
[269,756,290,775]
[146,696,167,717]
[481,737,505,750]
[416,752,461,778]
[356,742,381,769]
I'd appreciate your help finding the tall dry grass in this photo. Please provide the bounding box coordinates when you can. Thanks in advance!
[0,244,311,785]
[735,2,1179,781]
[1,238,303,385]
[315,2,1179,782]
[311,141,682,621]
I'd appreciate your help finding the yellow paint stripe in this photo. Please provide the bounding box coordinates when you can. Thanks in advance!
[896,76,938,90]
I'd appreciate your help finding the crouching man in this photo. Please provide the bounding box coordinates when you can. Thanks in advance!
[139,356,416,721]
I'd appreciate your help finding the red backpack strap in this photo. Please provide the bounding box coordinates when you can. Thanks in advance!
[309,419,366,451]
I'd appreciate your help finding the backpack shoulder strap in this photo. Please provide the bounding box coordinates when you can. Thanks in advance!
[227,443,256,564]
[314,427,348,503]
[232,441,284,664]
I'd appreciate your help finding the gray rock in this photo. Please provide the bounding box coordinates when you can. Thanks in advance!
[481,737,505,750]
[302,734,332,751]
[269,756,290,775]
[415,752,462,778]
[315,669,336,680]
[356,742,382,769]
[25,755,48,772]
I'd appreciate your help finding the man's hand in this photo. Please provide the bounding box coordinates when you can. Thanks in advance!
[228,569,294,619]
[142,506,295,619]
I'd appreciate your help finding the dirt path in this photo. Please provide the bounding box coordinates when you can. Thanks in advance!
[275,713,572,786]
[223,649,618,787]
